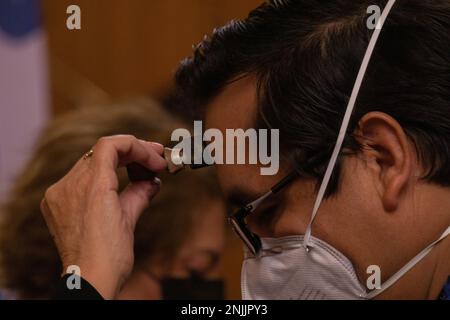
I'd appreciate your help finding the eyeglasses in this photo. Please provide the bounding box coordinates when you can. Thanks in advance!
[127,136,327,255]
[227,150,331,255]
[228,171,298,256]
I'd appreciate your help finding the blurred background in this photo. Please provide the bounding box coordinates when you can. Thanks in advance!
[0,0,263,299]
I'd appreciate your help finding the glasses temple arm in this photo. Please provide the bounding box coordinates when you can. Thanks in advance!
[246,171,299,212]
[242,151,330,214]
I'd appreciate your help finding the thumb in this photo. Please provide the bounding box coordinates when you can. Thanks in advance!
[119,178,161,227]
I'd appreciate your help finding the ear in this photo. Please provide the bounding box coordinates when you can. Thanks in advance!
[355,112,413,212]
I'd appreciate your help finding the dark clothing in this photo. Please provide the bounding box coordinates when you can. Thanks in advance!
[53,274,103,300]
[53,274,450,300]
[439,276,450,300]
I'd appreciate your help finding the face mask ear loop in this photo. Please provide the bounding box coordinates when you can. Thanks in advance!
[303,0,398,250]
[365,226,450,299]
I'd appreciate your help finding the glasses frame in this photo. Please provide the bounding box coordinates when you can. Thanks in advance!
[227,151,330,255]
[228,171,298,256]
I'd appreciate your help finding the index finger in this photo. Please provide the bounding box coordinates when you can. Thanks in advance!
[92,135,167,174]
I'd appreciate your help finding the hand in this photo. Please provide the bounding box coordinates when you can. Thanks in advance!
[40,135,167,299]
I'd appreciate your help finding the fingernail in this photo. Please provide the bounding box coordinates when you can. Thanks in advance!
[151,142,164,148]
[151,177,162,186]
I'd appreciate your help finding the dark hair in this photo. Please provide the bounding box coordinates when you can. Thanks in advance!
[174,0,450,193]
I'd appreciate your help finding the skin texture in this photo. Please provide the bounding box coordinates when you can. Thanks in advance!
[41,77,449,300]
[204,75,450,299]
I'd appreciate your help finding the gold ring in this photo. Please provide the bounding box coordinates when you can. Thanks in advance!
[83,149,94,160]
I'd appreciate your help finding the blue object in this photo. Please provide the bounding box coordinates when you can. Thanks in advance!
[0,0,41,38]
[439,276,450,300]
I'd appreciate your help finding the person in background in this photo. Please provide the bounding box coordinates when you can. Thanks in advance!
[0,99,226,300]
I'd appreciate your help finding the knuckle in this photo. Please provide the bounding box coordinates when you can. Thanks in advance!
[95,136,112,150]
[41,184,59,215]
[39,198,47,215]
[118,134,140,148]
[43,185,56,203]
[93,136,117,160]
[116,134,135,140]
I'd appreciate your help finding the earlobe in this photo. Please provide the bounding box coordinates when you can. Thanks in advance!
[357,112,413,212]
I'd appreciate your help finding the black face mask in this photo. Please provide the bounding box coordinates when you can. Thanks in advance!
[160,276,225,300]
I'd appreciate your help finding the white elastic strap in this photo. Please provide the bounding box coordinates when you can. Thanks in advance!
[303,0,397,248]
[365,226,450,299]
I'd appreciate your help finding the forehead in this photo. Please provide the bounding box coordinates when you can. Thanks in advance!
[204,75,258,130]
[202,74,285,199]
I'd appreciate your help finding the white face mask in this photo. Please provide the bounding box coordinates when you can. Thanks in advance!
[241,0,450,300]
[242,235,367,300]
[242,228,450,300]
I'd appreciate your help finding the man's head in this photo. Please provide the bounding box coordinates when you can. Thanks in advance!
[173,0,450,298]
